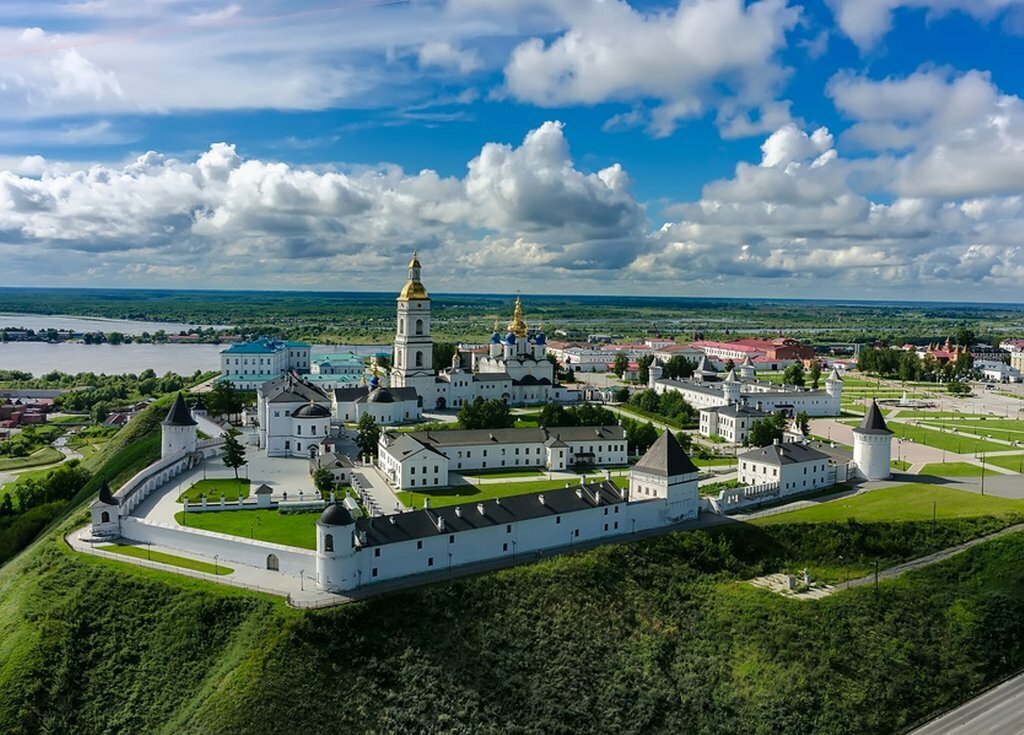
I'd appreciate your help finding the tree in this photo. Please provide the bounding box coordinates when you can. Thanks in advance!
[313,467,335,497]
[796,411,810,436]
[458,397,514,430]
[748,411,788,447]
[724,358,735,373]
[612,351,629,378]
[947,381,971,396]
[612,386,630,403]
[636,354,655,385]
[538,403,572,427]
[222,430,248,479]
[630,389,661,414]
[808,361,822,389]
[90,402,108,424]
[625,421,659,454]
[674,431,693,453]
[658,391,696,425]
[663,355,695,380]
[783,362,805,387]
[570,404,616,426]
[433,342,458,372]
[375,354,392,371]
[207,380,243,418]
[0,493,12,518]
[356,412,381,457]
[954,327,976,347]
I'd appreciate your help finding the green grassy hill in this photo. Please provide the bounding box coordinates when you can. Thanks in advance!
[0,418,1023,734]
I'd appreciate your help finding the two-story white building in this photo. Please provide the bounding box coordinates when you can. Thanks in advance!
[377,425,628,489]
[699,403,770,444]
[220,338,311,389]
[332,379,422,425]
[737,441,833,496]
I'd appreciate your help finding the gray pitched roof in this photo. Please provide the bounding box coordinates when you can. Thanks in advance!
[353,481,624,547]
[738,442,831,466]
[632,431,698,477]
[853,400,892,435]
[162,392,197,426]
[259,373,329,404]
[406,425,624,450]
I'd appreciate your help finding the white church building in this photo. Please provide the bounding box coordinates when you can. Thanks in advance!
[388,253,577,410]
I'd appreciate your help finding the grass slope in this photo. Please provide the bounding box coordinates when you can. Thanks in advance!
[1,432,1024,734]
[0,447,63,471]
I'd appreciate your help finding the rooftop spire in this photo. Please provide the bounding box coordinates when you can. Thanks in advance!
[398,250,429,301]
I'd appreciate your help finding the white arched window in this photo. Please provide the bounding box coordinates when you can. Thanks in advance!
[415,318,424,335]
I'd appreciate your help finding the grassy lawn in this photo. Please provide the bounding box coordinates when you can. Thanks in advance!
[461,468,545,479]
[754,483,1024,526]
[513,418,540,428]
[398,475,629,510]
[919,462,984,477]
[174,509,318,549]
[891,459,912,471]
[177,478,251,503]
[103,543,234,575]
[983,453,1024,473]
[890,422,1009,454]
[693,457,737,467]
[0,447,63,471]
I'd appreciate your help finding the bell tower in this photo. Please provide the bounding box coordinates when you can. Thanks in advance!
[391,252,436,405]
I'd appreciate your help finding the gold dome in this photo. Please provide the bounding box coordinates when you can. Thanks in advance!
[507,295,527,338]
[397,250,430,301]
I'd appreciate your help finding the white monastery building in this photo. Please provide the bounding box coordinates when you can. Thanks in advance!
[220,338,312,390]
[315,431,698,593]
[377,425,628,489]
[256,373,333,458]
[652,355,843,418]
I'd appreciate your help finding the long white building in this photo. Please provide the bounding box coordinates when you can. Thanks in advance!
[316,431,698,592]
[377,425,628,489]
[737,441,833,496]
[651,356,843,417]
[220,338,312,390]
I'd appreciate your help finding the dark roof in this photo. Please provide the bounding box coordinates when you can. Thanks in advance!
[406,425,625,450]
[513,375,552,386]
[334,385,368,402]
[701,404,769,418]
[162,392,197,426]
[853,400,892,435]
[259,373,329,404]
[738,442,831,466]
[94,480,119,507]
[293,402,332,418]
[366,387,394,403]
[472,372,512,382]
[254,483,273,495]
[354,481,624,547]
[632,431,698,477]
[318,503,356,527]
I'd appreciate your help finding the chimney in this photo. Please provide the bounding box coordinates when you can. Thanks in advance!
[575,487,583,499]
[477,502,486,515]
[455,506,462,518]
[495,497,501,506]
[388,516,396,525]
[437,516,445,532]
[538,494,546,506]
[423,497,431,509]
[773,438,781,446]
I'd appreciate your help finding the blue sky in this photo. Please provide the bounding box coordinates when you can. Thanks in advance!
[1,0,1023,301]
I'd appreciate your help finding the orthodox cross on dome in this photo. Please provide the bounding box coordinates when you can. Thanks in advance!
[508,293,528,338]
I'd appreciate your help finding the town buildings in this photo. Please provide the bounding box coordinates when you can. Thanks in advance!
[220,338,312,389]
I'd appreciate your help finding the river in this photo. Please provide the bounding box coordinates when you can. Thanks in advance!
[0,313,229,335]
[0,340,389,377]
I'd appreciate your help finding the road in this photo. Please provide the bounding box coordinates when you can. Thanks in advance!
[909,671,1024,734]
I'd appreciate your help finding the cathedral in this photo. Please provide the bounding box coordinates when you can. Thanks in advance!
[389,253,575,409]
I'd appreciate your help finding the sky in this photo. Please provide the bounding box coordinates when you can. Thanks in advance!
[0,0,1023,302]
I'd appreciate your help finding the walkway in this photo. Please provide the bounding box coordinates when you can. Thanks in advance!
[909,670,1024,735]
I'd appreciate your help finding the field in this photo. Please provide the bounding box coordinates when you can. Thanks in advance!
[754,483,1024,526]
[890,422,1009,454]
[174,509,318,549]
[461,468,545,479]
[398,475,629,510]
[983,453,1024,473]
[103,543,234,575]
[177,478,251,503]
[0,446,63,471]
[919,462,985,477]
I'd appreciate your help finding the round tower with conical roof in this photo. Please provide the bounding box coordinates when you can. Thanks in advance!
[723,367,741,404]
[316,503,359,592]
[162,392,198,458]
[852,399,893,480]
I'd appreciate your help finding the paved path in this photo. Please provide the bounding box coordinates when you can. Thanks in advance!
[909,670,1024,735]
[352,466,403,515]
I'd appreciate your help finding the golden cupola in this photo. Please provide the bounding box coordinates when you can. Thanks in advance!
[508,295,528,338]
[397,251,430,301]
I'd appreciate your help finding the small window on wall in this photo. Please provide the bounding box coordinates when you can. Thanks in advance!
[325,534,334,552]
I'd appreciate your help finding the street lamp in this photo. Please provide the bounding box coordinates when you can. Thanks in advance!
[299,568,304,591]
[214,554,219,575]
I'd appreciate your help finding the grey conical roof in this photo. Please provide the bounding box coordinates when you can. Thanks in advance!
[741,354,755,367]
[853,400,892,435]
[163,392,197,426]
[724,368,738,383]
[633,430,698,477]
